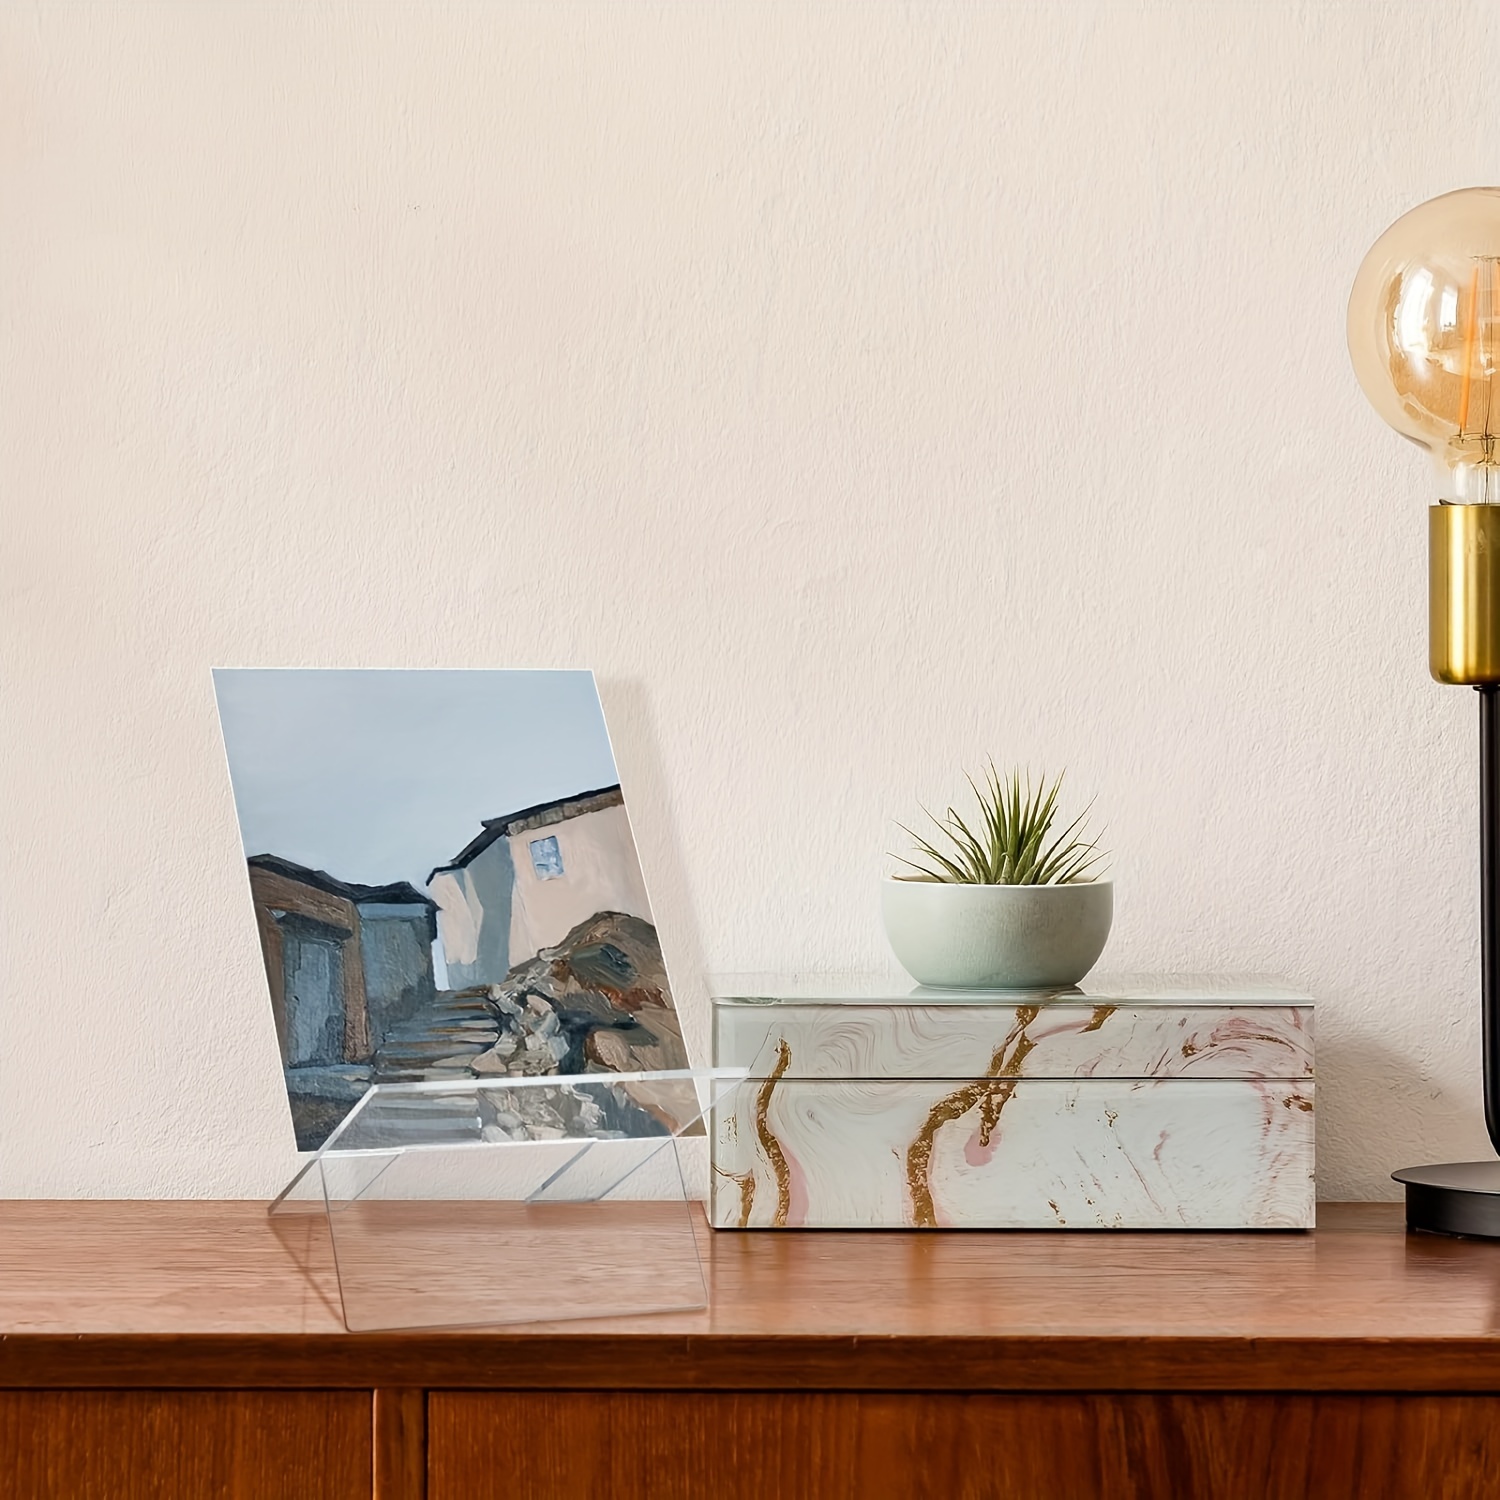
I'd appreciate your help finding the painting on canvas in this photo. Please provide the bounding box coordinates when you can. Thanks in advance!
[213,669,689,1150]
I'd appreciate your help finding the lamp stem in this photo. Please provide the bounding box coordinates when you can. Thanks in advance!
[1482,685,1500,1155]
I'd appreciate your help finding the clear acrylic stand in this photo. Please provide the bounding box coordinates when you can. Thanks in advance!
[269,1067,744,1332]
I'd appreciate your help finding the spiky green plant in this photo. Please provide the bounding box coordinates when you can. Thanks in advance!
[894,765,1105,886]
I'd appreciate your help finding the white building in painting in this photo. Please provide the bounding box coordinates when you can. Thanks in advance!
[427,785,653,989]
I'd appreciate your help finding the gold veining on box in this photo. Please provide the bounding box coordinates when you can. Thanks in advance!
[906,1006,1039,1228]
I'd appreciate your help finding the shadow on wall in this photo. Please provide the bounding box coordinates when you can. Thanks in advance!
[594,675,715,1055]
[1319,1029,1489,1201]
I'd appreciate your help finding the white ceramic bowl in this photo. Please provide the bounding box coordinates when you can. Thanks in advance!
[881,877,1113,989]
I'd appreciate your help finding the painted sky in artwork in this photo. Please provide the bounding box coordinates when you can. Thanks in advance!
[213,669,619,892]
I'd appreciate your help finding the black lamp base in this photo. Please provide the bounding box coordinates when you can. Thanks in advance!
[1395,691,1500,1241]
[1392,1162,1500,1238]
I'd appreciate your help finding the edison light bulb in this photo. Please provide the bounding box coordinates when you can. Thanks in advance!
[1350,188,1500,684]
[1350,187,1500,504]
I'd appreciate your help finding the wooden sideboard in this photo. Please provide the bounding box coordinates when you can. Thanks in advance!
[4,1201,1500,1497]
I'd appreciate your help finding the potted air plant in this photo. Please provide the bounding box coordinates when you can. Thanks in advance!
[882,765,1111,989]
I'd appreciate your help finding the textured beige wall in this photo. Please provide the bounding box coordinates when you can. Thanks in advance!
[4,2,1499,1197]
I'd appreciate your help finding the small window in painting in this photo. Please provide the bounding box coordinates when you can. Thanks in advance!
[530,834,564,880]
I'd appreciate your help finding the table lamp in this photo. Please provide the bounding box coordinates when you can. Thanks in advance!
[1349,186,1500,1236]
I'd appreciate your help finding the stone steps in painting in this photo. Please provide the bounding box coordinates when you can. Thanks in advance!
[358,987,502,1143]
[352,1091,485,1145]
[372,992,501,1081]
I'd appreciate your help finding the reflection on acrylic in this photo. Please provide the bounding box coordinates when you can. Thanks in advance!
[213,669,688,1150]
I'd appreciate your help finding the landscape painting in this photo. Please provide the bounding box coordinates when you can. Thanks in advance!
[213,669,689,1150]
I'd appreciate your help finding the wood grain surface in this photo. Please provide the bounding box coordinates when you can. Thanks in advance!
[4,1201,1500,1391]
[428,1391,1500,1500]
[0,1390,371,1500]
[373,1389,425,1500]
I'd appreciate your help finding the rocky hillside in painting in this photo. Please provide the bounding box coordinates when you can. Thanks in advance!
[468,910,688,1082]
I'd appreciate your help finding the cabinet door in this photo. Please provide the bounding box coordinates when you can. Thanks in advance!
[0,1390,371,1500]
[429,1391,1500,1500]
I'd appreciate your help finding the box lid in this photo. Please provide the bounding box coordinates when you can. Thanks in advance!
[710,973,1314,1081]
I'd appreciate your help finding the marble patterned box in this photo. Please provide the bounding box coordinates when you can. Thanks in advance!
[709,975,1314,1231]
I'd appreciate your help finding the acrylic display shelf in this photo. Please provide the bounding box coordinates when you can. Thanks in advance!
[270,1067,743,1331]
[710,975,1315,1231]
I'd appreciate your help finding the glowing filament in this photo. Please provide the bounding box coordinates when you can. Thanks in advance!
[1460,264,1480,435]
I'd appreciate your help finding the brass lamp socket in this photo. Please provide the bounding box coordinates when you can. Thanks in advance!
[1431,503,1500,685]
